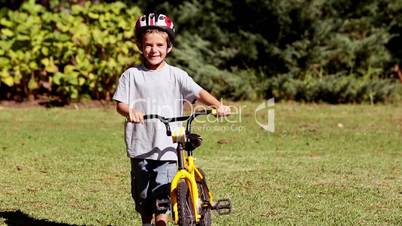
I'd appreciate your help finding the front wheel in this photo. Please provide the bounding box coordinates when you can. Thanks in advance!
[177,181,196,226]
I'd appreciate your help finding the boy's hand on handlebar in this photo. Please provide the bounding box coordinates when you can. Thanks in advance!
[216,104,231,117]
[128,109,144,123]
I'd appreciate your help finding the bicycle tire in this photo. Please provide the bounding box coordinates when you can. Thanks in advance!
[196,168,211,226]
[177,180,196,226]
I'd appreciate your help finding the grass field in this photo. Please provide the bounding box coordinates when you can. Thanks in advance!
[0,102,401,226]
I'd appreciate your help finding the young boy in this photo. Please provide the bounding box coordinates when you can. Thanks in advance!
[113,13,230,226]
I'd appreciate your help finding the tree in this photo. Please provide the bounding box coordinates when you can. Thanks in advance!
[134,0,399,101]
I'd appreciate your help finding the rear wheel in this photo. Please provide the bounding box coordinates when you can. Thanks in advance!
[177,181,196,226]
[197,181,211,226]
[196,169,211,226]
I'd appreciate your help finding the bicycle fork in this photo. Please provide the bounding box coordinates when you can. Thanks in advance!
[170,168,201,223]
[170,143,201,223]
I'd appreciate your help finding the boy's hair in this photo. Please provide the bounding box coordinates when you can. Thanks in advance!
[136,28,172,49]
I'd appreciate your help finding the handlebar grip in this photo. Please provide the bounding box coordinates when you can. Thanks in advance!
[143,115,155,120]
[196,109,216,115]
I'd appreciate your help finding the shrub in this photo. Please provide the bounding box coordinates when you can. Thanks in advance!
[0,0,142,102]
[265,72,401,104]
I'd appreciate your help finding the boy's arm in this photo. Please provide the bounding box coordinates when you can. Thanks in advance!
[197,90,231,116]
[116,102,144,123]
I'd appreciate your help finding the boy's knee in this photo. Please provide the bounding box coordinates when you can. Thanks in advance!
[155,214,168,226]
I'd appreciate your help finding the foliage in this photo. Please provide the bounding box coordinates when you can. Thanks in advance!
[170,33,263,100]
[136,0,401,102]
[266,72,401,104]
[0,0,141,101]
[1,0,401,103]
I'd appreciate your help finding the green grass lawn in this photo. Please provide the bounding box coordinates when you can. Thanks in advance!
[0,102,401,225]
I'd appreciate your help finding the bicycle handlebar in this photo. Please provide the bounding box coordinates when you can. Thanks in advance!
[143,115,190,123]
[143,109,216,136]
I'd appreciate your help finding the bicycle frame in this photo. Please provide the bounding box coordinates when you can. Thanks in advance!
[170,142,213,224]
[144,109,216,224]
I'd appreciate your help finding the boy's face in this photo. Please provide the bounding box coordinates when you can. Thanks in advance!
[141,32,172,70]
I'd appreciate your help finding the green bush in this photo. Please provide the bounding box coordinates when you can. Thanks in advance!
[0,0,141,101]
[266,72,401,104]
[169,34,263,101]
[1,1,400,104]
[137,0,401,103]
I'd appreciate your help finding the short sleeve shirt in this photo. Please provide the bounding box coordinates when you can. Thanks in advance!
[113,63,203,161]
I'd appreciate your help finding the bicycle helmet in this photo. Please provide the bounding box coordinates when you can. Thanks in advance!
[135,13,175,44]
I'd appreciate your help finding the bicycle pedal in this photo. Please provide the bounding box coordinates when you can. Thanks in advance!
[155,198,170,212]
[213,199,231,215]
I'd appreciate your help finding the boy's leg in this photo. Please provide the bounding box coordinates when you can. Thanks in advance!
[131,159,154,224]
[141,215,153,225]
[152,160,177,225]
[155,214,168,226]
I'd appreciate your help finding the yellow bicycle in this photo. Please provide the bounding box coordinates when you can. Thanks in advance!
[144,109,231,226]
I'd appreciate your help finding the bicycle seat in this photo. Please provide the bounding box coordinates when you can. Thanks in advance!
[185,133,203,151]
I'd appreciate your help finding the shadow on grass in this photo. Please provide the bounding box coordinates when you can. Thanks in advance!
[38,99,69,108]
[0,210,84,226]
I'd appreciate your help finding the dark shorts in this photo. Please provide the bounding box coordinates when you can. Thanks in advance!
[130,158,177,216]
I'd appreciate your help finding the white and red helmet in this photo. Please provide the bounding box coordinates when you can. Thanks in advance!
[135,13,175,43]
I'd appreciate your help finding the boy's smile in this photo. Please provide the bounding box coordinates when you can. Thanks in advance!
[142,32,172,70]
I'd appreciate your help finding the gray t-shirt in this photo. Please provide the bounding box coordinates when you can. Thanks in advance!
[113,63,203,161]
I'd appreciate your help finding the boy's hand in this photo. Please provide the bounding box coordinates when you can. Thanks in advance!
[128,108,144,123]
[216,104,231,117]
